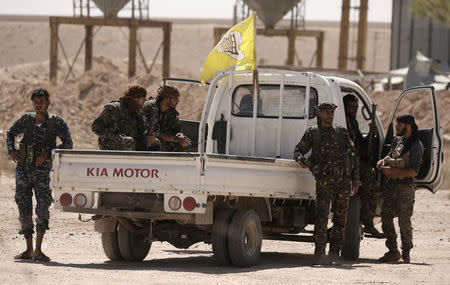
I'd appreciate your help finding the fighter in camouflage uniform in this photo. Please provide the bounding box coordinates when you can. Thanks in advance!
[377,114,423,264]
[6,88,73,262]
[343,94,383,238]
[294,102,360,265]
[141,85,191,151]
[92,84,147,151]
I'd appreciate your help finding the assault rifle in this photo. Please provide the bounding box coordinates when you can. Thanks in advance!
[367,103,377,166]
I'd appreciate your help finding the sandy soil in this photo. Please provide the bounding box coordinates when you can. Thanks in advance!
[0,16,449,284]
[0,174,449,285]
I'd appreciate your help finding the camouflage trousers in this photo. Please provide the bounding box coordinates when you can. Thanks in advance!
[15,164,52,239]
[358,162,381,227]
[381,182,415,251]
[98,137,134,151]
[314,178,352,255]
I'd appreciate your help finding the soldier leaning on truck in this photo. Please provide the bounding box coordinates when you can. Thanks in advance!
[343,94,383,238]
[91,84,147,151]
[377,113,423,264]
[141,85,191,151]
[294,102,360,266]
[6,88,73,262]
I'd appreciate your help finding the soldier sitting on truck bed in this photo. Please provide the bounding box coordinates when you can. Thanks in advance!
[91,84,147,151]
[343,94,383,238]
[141,85,191,151]
[294,102,360,266]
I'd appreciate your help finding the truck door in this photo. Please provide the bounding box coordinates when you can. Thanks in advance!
[383,86,443,193]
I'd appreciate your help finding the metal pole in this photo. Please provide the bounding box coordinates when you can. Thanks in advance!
[85,25,93,71]
[276,74,285,158]
[162,23,171,78]
[357,0,368,70]
[251,70,259,156]
[128,21,137,78]
[338,0,350,69]
[50,18,58,83]
[304,74,311,134]
[226,74,233,155]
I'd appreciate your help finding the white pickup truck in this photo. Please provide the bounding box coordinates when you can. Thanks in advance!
[51,69,443,266]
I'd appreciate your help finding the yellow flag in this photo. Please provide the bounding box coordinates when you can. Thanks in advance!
[200,13,256,84]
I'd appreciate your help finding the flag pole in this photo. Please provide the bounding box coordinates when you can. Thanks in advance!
[251,13,258,156]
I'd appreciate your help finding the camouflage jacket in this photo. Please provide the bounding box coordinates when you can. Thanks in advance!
[294,125,359,181]
[141,99,182,151]
[6,112,73,165]
[91,101,144,141]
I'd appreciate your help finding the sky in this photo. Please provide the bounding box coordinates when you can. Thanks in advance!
[1,0,393,22]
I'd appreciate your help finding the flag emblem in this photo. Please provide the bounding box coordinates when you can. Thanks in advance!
[200,13,256,84]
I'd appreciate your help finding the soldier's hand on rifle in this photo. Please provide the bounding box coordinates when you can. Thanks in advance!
[9,150,21,163]
[350,180,361,196]
[176,133,191,147]
[369,122,378,136]
[376,159,385,169]
[36,151,48,166]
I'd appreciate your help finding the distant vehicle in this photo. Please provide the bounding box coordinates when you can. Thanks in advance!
[51,69,443,266]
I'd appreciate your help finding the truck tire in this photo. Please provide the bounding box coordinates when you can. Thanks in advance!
[227,210,262,267]
[101,227,123,261]
[117,224,151,261]
[342,195,362,261]
[212,209,236,265]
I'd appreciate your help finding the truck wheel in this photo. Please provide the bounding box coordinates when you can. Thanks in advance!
[117,224,151,261]
[227,210,262,267]
[212,209,236,265]
[101,227,123,261]
[342,195,362,261]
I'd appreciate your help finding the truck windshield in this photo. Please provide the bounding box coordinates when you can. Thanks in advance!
[232,84,317,119]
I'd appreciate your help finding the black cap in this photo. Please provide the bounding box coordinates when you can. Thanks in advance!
[397,113,418,130]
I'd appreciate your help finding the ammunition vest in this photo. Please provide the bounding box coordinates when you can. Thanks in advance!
[309,126,356,180]
[111,102,139,138]
[19,112,56,167]
[381,137,412,179]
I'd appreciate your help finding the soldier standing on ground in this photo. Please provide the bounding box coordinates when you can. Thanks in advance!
[91,84,147,150]
[377,113,423,263]
[343,94,383,238]
[6,88,73,262]
[141,85,191,151]
[294,102,360,265]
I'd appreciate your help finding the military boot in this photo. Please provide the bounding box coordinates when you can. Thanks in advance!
[402,250,410,263]
[363,225,384,238]
[378,250,401,263]
[313,254,329,265]
[328,251,343,266]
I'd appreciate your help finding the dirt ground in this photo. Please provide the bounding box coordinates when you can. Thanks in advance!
[0,175,449,285]
[0,16,449,284]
